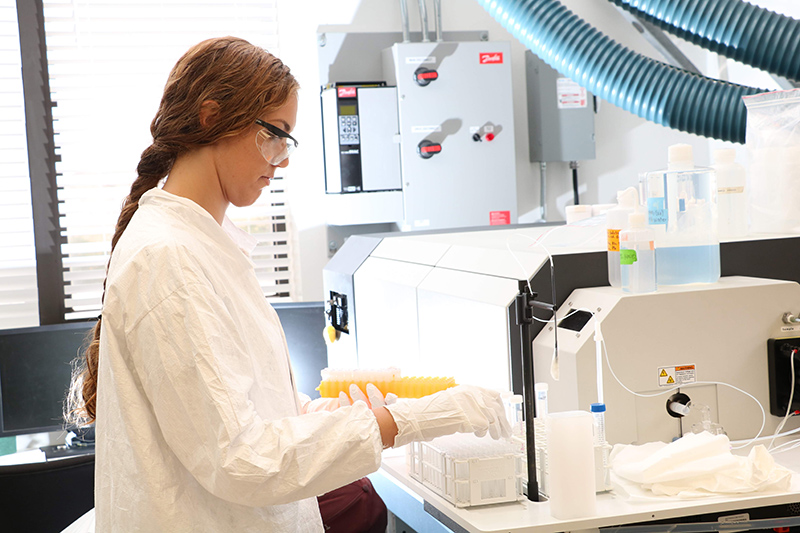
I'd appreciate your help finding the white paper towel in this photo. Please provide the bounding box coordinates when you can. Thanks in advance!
[547,410,597,519]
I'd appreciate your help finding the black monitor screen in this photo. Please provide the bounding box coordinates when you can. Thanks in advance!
[0,321,94,437]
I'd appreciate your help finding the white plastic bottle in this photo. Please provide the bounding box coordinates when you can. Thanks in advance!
[606,187,638,288]
[620,209,657,293]
[713,148,747,239]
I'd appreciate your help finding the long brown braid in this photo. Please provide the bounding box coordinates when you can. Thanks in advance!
[67,37,299,424]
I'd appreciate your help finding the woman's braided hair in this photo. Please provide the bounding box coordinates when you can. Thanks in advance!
[66,37,299,424]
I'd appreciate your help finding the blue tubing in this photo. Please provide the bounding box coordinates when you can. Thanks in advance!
[477,0,763,143]
[609,0,800,83]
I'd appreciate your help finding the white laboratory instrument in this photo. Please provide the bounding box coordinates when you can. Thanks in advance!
[324,224,800,448]
[534,277,800,445]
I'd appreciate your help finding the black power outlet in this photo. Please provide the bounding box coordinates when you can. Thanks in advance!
[767,337,800,416]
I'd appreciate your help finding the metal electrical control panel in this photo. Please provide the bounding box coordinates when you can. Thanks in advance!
[322,84,399,195]
[321,84,404,226]
[383,41,517,230]
[319,32,518,231]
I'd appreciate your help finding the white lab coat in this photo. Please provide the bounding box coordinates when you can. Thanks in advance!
[95,188,382,532]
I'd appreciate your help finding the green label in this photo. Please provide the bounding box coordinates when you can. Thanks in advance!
[620,249,638,265]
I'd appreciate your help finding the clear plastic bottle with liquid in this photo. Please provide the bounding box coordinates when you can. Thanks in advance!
[606,187,638,288]
[641,143,720,285]
[620,209,657,293]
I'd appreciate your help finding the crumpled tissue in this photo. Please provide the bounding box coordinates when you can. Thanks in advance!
[610,431,793,499]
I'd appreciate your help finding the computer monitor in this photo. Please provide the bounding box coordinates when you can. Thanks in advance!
[272,301,327,399]
[0,321,95,438]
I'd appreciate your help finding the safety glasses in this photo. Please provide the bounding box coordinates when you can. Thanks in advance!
[255,119,298,165]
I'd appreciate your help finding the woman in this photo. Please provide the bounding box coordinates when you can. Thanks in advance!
[69,36,509,532]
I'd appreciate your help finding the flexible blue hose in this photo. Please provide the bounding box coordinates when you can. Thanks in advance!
[477,0,763,143]
[608,0,800,82]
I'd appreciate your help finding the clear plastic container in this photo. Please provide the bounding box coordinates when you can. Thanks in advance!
[639,166,720,285]
[406,434,524,508]
[713,149,747,240]
[590,403,611,491]
[620,210,657,293]
[606,187,638,288]
[507,394,524,437]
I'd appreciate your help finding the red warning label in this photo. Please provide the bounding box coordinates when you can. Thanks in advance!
[490,211,511,225]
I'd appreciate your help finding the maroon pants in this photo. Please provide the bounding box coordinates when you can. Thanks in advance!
[317,477,387,533]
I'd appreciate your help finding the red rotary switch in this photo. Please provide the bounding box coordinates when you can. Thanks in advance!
[414,67,439,87]
[417,140,442,159]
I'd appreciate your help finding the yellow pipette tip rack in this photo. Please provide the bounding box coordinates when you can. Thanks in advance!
[317,367,456,400]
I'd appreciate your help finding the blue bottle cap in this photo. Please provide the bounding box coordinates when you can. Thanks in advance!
[590,403,606,413]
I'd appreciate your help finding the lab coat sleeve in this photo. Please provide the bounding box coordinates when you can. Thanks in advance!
[126,281,383,507]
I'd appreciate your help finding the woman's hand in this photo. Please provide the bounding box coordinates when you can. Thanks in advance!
[300,383,397,413]
[339,383,398,409]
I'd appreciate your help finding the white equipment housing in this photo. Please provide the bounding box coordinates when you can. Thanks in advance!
[324,225,800,445]
[534,277,800,445]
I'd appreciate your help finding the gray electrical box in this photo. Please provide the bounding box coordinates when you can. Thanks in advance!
[383,41,517,230]
[525,50,596,162]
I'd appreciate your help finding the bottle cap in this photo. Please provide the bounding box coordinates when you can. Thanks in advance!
[628,209,647,228]
[590,403,606,413]
[565,204,593,224]
[534,382,549,392]
[713,148,736,164]
[510,394,523,404]
[668,143,693,170]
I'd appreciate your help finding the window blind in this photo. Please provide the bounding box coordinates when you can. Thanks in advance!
[42,0,296,320]
[0,1,39,330]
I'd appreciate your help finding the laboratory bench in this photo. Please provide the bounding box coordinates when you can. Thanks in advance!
[370,447,800,533]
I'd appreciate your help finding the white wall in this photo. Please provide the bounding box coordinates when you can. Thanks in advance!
[277,0,788,302]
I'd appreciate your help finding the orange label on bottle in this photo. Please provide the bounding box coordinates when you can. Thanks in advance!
[607,229,620,252]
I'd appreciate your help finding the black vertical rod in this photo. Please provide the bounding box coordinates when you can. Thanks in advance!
[570,160,580,206]
[516,281,540,502]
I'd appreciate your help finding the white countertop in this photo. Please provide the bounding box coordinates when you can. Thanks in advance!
[378,447,800,533]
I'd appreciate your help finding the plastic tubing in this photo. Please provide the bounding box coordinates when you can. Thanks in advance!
[475,0,763,143]
[608,0,800,83]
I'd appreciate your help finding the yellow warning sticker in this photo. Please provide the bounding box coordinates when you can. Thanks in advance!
[607,229,621,252]
[658,365,696,387]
